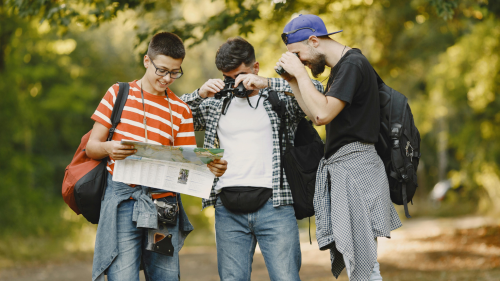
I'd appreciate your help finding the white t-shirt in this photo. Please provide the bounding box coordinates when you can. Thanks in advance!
[215,95,273,192]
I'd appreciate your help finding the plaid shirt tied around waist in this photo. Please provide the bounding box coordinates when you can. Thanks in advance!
[180,78,324,209]
[314,142,402,280]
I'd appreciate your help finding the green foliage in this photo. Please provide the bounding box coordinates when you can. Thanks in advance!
[194,0,261,46]
[7,0,262,47]
[430,0,458,20]
[2,0,500,265]
[0,3,140,239]
[8,0,143,28]
[7,0,499,50]
[425,15,500,213]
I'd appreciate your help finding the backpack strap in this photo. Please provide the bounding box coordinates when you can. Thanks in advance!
[372,67,385,86]
[99,82,130,201]
[267,91,288,143]
[267,90,285,117]
[267,90,289,190]
[107,82,130,141]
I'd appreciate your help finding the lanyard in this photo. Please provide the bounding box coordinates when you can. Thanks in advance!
[140,83,175,146]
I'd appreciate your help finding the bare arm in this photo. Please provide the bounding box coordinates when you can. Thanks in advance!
[284,78,315,120]
[278,52,346,126]
[294,75,345,126]
[85,122,136,160]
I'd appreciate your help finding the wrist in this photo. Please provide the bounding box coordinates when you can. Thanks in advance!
[254,76,267,89]
[295,75,312,91]
[267,78,276,88]
[101,141,111,156]
[295,68,309,80]
[197,88,206,99]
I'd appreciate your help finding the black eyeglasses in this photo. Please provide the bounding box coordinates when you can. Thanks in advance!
[150,59,183,79]
[281,27,315,44]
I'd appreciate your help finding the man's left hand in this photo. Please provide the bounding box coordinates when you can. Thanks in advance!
[207,159,228,178]
[234,74,268,90]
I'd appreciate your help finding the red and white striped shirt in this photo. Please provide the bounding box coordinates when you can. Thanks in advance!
[92,80,197,174]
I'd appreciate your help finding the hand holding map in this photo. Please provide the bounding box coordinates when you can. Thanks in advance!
[113,140,224,199]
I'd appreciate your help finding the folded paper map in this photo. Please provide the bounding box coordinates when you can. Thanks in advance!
[113,141,224,199]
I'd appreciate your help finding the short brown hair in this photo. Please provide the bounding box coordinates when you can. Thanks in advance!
[147,32,185,60]
[215,37,255,72]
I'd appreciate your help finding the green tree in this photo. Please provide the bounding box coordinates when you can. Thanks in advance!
[425,15,500,213]
[0,3,142,260]
[2,0,500,265]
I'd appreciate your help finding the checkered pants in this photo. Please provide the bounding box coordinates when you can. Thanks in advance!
[314,142,402,281]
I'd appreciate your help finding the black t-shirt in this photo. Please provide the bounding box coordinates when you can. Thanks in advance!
[324,48,379,159]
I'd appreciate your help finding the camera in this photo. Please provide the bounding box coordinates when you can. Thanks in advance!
[275,53,299,76]
[275,65,286,75]
[215,77,251,99]
[154,199,178,226]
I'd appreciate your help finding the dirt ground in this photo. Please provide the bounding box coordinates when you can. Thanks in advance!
[1,216,499,281]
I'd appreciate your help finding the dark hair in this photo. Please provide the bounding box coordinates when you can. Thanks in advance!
[215,37,255,72]
[147,32,185,60]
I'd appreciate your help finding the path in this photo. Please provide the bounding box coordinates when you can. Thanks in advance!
[1,216,499,281]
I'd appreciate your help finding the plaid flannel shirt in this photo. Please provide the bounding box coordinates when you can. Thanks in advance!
[180,78,324,209]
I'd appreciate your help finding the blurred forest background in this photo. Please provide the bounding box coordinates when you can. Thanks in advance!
[1,0,500,273]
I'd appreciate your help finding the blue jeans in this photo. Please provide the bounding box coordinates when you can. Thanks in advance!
[214,196,301,281]
[106,196,180,281]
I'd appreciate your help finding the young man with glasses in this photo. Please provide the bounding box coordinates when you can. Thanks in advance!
[86,32,227,281]
[276,14,402,281]
[181,37,323,281]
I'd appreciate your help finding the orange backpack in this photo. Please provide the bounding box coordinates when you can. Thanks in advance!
[62,82,129,223]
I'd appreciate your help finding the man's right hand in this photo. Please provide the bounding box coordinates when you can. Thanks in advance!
[199,79,225,98]
[103,141,136,160]
[86,121,138,160]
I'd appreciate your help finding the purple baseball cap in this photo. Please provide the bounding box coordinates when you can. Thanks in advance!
[282,14,342,45]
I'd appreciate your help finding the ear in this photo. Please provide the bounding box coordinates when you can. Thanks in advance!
[253,61,260,75]
[308,35,320,48]
[143,55,150,68]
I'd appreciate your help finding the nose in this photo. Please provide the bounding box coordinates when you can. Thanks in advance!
[162,75,173,84]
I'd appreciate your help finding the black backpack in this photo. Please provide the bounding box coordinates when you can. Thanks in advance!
[373,72,421,218]
[267,91,324,220]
